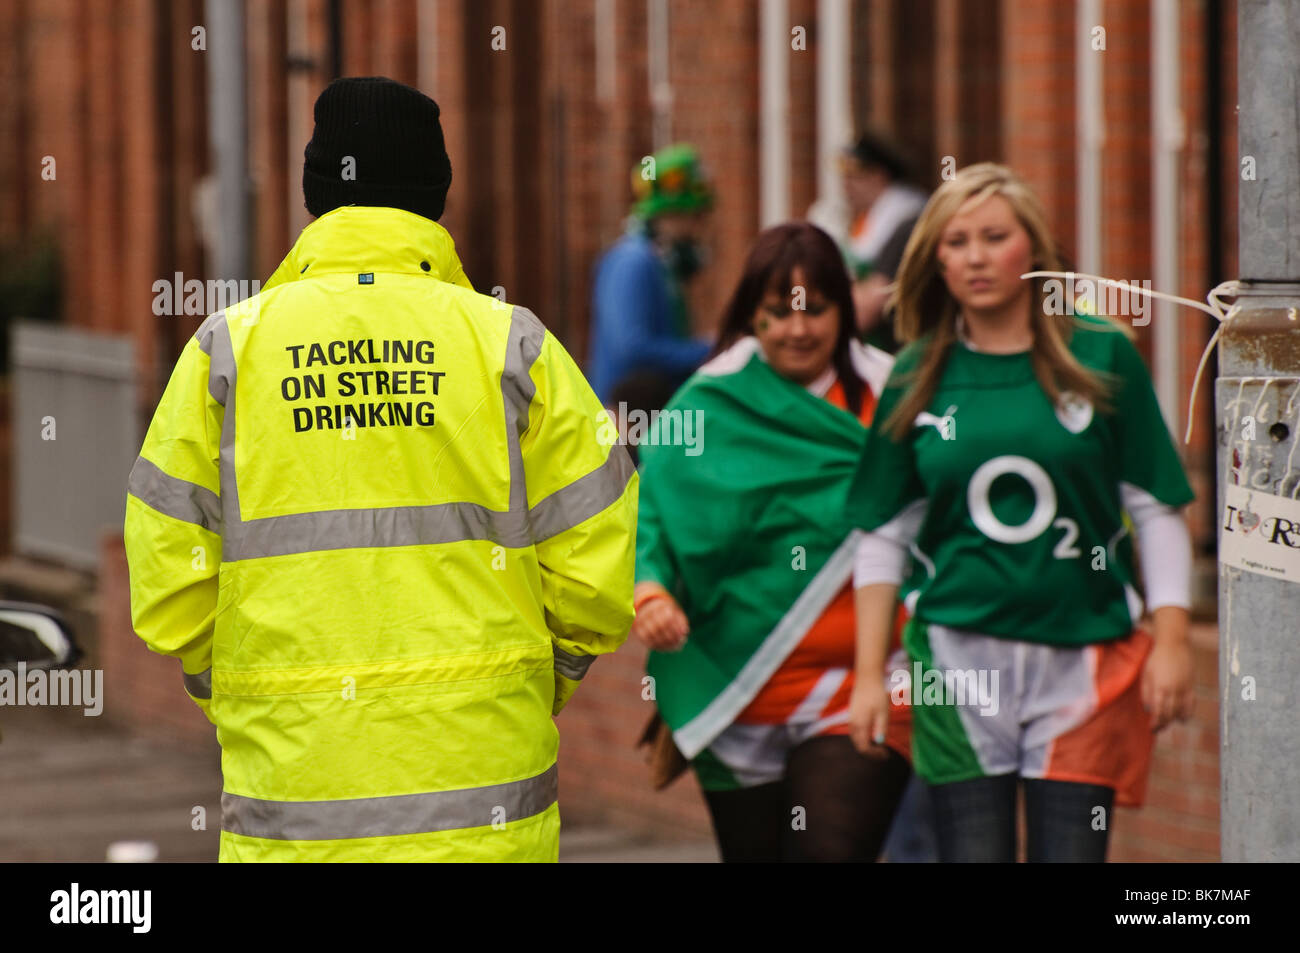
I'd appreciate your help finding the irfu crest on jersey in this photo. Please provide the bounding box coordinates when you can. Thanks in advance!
[1054,391,1093,434]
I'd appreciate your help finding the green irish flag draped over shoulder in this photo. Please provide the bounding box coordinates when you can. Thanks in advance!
[636,338,890,758]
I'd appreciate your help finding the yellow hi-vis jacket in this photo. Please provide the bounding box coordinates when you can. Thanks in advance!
[124,206,638,862]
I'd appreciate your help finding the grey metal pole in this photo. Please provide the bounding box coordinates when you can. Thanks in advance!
[1217,0,1300,862]
[205,0,250,282]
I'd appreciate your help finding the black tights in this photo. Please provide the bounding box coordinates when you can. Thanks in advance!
[929,774,1115,862]
[701,736,910,863]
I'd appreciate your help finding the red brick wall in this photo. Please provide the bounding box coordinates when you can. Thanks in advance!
[789,0,819,223]
[248,0,290,285]
[668,0,760,339]
[432,0,470,247]
[893,0,938,178]
[1000,0,1078,260]
[954,0,1003,166]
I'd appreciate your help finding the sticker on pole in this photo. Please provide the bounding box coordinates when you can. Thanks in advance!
[1220,484,1300,582]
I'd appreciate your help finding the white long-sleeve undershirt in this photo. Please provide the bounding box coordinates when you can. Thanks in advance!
[1118,481,1192,612]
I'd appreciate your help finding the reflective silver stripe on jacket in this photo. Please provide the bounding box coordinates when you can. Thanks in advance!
[183,667,213,700]
[221,763,558,841]
[500,305,545,535]
[552,645,596,681]
[128,457,222,533]
[530,447,637,544]
[193,305,633,562]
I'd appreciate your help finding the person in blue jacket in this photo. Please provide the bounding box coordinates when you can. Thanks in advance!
[588,144,714,404]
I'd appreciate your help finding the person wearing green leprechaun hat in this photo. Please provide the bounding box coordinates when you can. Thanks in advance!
[587,144,715,404]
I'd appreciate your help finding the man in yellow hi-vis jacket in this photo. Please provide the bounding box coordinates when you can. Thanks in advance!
[124,77,637,861]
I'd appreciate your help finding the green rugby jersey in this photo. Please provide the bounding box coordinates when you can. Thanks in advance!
[845,314,1194,645]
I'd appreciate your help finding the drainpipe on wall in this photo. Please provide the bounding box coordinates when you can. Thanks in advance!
[1152,0,1184,434]
[1075,0,1103,277]
[648,0,671,151]
[203,0,250,283]
[759,0,790,227]
[815,0,851,219]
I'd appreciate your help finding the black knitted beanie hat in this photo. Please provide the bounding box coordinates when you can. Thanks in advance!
[303,76,452,222]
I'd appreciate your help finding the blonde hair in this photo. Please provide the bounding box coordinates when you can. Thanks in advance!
[881,162,1126,440]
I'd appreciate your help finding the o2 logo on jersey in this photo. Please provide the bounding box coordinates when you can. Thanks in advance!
[1054,391,1094,434]
[967,455,1080,558]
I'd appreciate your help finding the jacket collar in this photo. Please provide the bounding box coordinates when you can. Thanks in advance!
[262,206,472,291]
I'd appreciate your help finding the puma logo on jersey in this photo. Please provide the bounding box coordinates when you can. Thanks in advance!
[1055,392,1094,434]
[915,405,958,440]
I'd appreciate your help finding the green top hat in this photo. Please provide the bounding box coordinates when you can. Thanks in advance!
[631,144,713,219]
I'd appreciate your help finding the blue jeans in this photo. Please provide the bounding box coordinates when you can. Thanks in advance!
[882,774,940,862]
[929,775,1115,862]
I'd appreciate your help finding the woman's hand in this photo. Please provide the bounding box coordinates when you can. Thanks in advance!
[848,676,892,758]
[631,583,690,652]
[852,275,891,333]
[1142,606,1195,732]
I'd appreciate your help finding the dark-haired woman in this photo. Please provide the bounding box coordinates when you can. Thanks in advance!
[845,163,1195,862]
[631,222,911,862]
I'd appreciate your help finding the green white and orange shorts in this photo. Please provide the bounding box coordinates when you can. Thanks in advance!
[691,649,914,793]
[903,618,1156,806]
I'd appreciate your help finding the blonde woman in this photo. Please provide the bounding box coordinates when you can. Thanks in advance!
[845,163,1196,862]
